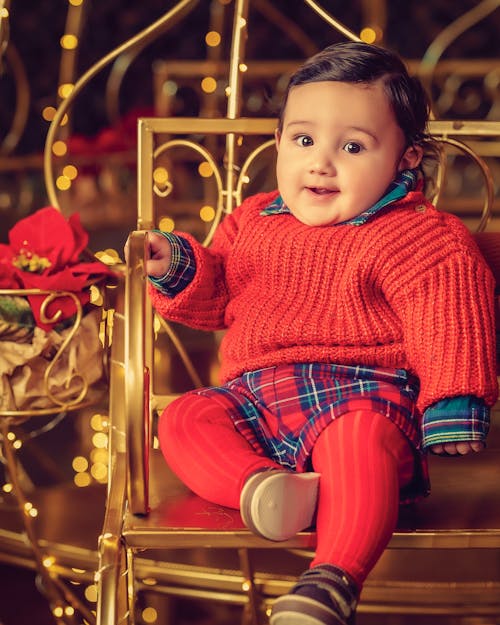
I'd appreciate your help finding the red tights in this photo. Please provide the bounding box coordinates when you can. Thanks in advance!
[159,394,415,588]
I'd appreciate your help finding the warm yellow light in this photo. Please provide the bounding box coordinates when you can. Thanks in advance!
[239,63,248,72]
[56,175,71,191]
[0,8,9,18]
[72,456,89,472]
[42,106,57,121]
[201,77,217,94]
[52,141,67,156]
[74,472,91,487]
[200,205,216,222]
[90,463,108,481]
[153,167,169,185]
[198,161,213,178]
[29,508,38,518]
[142,607,158,623]
[242,580,251,591]
[360,27,378,44]
[2,483,13,493]
[43,556,56,568]
[13,440,22,450]
[85,584,98,602]
[69,0,84,5]
[90,413,105,431]
[7,432,15,441]
[63,164,78,179]
[92,432,108,449]
[58,83,74,99]
[24,502,33,512]
[60,34,79,49]
[205,31,221,47]
[90,448,108,463]
[64,607,75,616]
[53,607,64,618]
[158,217,175,232]
[142,578,158,586]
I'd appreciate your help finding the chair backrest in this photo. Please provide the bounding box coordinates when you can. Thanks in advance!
[126,116,500,514]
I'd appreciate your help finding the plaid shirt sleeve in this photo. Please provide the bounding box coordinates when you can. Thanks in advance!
[422,395,490,450]
[147,230,196,297]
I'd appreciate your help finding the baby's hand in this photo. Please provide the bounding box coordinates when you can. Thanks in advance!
[145,232,172,277]
[124,232,172,278]
[429,441,485,456]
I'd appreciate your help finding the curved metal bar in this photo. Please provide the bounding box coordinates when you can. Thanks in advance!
[153,138,225,247]
[1,44,31,155]
[41,292,89,407]
[235,138,276,205]
[43,0,199,209]
[105,1,199,124]
[55,0,88,139]
[303,0,362,42]
[431,136,494,232]
[417,0,500,96]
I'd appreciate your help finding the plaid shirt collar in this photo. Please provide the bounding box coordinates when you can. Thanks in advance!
[260,169,418,225]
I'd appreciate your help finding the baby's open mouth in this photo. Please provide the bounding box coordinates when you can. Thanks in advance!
[307,187,338,195]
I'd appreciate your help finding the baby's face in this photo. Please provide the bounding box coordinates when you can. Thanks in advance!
[275,80,421,227]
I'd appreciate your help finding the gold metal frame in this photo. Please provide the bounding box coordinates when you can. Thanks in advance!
[94,114,500,625]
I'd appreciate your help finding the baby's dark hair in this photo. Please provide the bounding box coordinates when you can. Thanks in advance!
[278,41,433,153]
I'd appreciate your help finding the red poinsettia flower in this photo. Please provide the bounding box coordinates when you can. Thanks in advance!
[0,207,113,330]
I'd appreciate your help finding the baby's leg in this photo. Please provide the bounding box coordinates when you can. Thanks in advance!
[311,410,415,588]
[158,391,281,508]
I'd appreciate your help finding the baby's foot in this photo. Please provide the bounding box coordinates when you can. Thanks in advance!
[239,469,320,541]
[270,564,359,625]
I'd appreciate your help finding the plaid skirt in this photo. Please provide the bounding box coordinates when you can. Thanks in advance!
[196,362,429,501]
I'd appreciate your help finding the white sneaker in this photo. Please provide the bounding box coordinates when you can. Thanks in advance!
[240,470,320,541]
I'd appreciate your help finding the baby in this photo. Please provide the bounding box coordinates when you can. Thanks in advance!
[140,42,498,625]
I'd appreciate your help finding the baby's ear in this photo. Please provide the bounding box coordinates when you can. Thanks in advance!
[398,144,423,171]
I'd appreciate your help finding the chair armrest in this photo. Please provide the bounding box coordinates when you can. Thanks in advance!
[125,230,150,515]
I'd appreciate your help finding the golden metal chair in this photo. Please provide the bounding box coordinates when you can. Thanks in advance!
[96,115,500,625]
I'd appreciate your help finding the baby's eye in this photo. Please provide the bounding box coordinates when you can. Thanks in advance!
[343,142,363,154]
[294,135,314,147]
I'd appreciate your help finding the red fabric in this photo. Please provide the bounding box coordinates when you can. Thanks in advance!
[151,190,498,413]
[159,392,279,508]
[311,411,415,587]
[0,207,112,330]
[160,396,414,589]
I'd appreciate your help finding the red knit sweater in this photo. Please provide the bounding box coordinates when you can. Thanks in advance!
[150,190,498,413]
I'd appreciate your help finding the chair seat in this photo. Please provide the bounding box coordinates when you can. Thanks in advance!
[123,438,500,550]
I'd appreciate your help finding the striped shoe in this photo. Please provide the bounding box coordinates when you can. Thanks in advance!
[270,564,359,625]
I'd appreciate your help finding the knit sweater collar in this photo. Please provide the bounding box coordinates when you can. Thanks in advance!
[260,168,418,225]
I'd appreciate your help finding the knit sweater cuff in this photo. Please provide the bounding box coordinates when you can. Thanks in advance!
[147,231,196,297]
[421,395,490,450]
